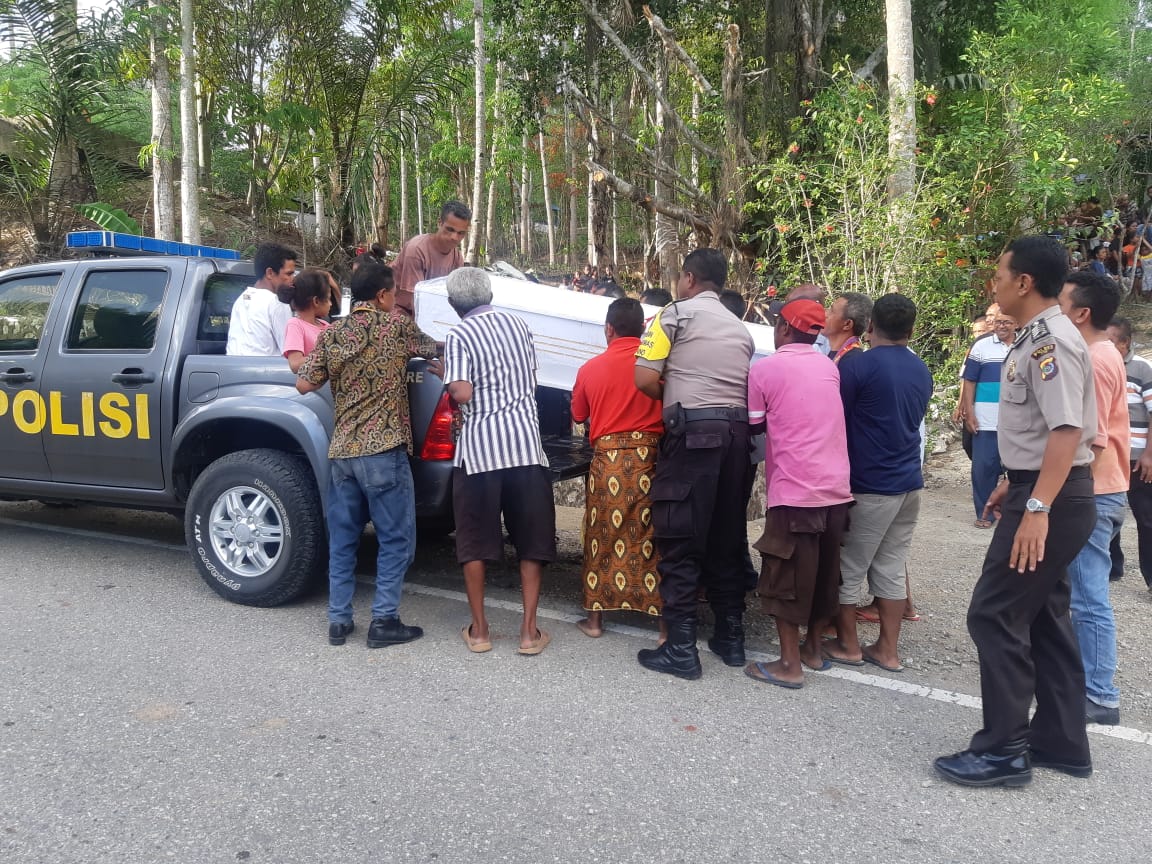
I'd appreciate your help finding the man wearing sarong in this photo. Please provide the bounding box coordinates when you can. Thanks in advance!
[571,298,665,642]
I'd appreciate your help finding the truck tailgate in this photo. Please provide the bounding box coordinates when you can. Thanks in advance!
[541,434,594,482]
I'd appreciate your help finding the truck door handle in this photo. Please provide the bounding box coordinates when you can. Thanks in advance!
[0,369,34,384]
[111,369,156,386]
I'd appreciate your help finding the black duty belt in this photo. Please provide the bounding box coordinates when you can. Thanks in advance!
[1005,466,1091,484]
[681,406,748,423]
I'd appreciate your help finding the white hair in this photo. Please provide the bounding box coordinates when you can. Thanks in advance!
[446,267,493,313]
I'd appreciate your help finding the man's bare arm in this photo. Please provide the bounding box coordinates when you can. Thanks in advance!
[635,366,663,400]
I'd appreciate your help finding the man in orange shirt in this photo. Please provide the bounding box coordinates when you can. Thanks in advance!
[1058,271,1129,726]
[571,298,665,642]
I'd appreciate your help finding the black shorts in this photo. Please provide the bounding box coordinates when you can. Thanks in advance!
[452,465,557,564]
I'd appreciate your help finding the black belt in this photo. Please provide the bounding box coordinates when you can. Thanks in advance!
[1005,466,1091,484]
[681,406,748,423]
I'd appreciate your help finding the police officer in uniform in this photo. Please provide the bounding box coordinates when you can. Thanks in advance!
[935,235,1097,788]
[634,248,755,679]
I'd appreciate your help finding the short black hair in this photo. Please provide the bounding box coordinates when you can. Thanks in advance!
[1005,235,1069,299]
[682,248,727,289]
[718,289,746,319]
[439,201,472,223]
[1110,315,1133,343]
[1064,270,1122,331]
[871,293,918,341]
[278,268,332,311]
[601,284,626,299]
[606,297,644,338]
[839,291,873,337]
[640,288,672,306]
[351,263,394,303]
[254,242,297,281]
[352,243,386,271]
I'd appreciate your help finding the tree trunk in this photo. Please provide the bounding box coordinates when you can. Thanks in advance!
[564,86,580,270]
[886,0,917,203]
[374,150,390,251]
[178,0,200,243]
[415,130,425,232]
[465,0,486,261]
[484,61,504,263]
[196,79,212,194]
[538,123,556,266]
[399,132,409,247]
[520,131,531,260]
[312,153,328,247]
[149,0,176,240]
[454,104,469,203]
[654,50,678,291]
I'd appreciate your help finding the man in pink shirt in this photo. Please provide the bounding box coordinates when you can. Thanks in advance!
[743,298,853,689]
[392,201,471,315]
[1058,270,1129,726]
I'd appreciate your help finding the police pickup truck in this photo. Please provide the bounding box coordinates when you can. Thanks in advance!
[0,233,592,606]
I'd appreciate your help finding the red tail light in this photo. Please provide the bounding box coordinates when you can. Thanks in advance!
[420,392,459,461]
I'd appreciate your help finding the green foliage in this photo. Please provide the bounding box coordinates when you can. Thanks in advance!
[747,69,982,372]
[76,202,142,235]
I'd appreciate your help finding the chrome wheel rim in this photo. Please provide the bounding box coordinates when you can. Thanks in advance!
[207,485,285,578]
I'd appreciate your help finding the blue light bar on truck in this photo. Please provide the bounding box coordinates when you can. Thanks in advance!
[66,231,242,260]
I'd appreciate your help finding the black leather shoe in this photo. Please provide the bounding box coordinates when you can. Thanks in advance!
[638,620,702,680]
[367,617,424,648]
[1085,698,1120,726]
[707,612,746,667]
[328,621,355,646]
[933,749,1032,788]
[1029,749,1093,778]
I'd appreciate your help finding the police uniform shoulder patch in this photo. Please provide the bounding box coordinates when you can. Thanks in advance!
[1030,318,1051,343]
[1031,343,1055,359]
[1039,354,1058,381]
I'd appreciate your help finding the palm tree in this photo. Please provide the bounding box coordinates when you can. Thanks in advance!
[0,0,119,253]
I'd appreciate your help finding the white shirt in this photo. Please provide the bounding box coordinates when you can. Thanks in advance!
[226,286,293,357]
[442,307,548,475]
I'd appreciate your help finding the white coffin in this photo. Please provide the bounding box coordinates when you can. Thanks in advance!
[414,274,775,392]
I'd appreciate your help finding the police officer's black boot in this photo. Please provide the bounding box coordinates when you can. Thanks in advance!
[707,610,746,667]
[637,619,702,680]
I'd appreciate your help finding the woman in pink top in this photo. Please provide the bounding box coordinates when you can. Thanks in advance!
[279,269,336,372]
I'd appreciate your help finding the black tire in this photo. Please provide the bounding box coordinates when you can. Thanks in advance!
[185,448,325,606]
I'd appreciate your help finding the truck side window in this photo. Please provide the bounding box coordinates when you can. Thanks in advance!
[0,273,62,352]
[197,275,251,352]
[66,269,169,351]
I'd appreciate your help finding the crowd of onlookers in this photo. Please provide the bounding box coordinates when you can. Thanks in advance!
[1060,189,1152,299]
[220,196,1141,789]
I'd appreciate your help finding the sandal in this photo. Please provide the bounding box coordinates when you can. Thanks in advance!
[518,628,551,656]
[461,624,492,654]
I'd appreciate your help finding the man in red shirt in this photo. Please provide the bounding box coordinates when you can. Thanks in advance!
[571,298,665,642]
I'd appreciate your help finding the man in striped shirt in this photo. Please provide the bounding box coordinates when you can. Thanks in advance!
[1107,316,1152,588]
[960,312,1017,526]
[442,268,556,655]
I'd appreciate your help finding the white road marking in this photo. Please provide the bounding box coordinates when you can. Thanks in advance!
[0,516,186,552]
[403,581,1152,748]
[3,517,1147,747]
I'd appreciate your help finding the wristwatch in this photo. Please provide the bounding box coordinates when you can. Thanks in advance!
[1025,497,1052,514]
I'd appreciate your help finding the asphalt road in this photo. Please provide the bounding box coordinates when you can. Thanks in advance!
[1,497,1151,864]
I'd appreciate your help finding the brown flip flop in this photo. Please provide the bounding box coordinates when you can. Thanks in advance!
[575,620,603,638]
[518,628,551,655]
[461,624,492,653]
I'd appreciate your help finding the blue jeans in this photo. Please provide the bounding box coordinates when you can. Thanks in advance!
[970,430,1001,519]
[1068,492,1124,708]
[326,448,416,624]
